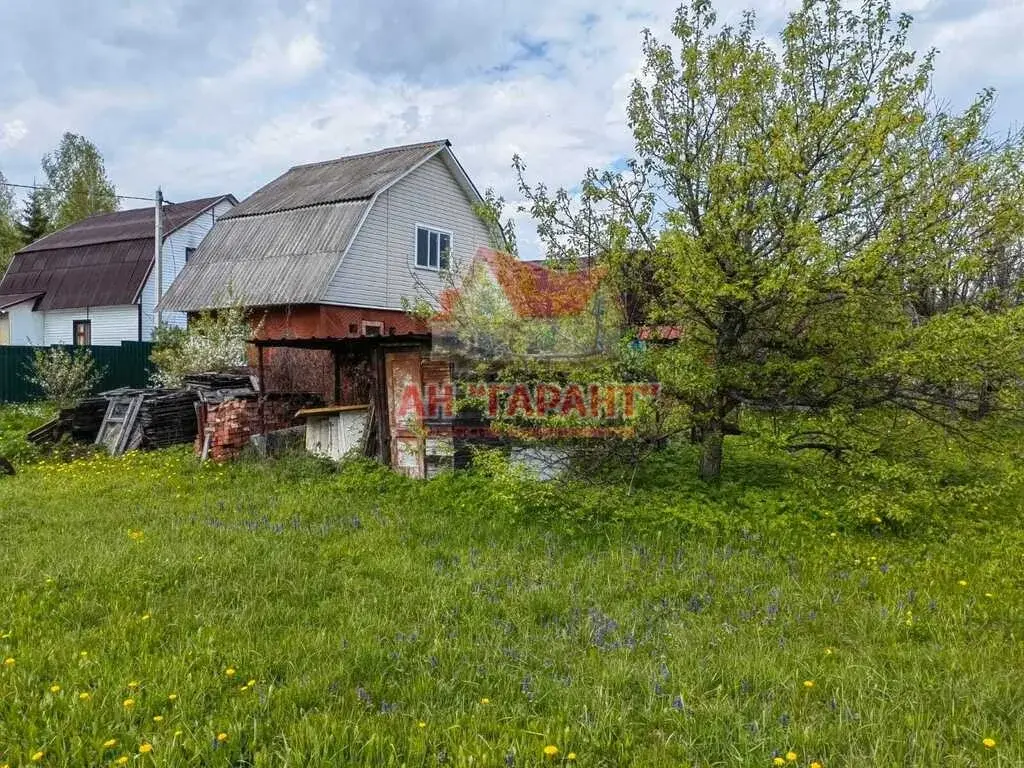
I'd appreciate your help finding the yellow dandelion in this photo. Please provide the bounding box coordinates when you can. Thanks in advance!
[49,684,61,694]
[803,680,815,689]
[127,681,140,689]
[543,745,559,758]
[983,737,996,749]
[824,647,833,655]
[153,715,164,723]
[810,762,823,768]
[985,592,994,599]
[173,730,182,738]
[246,679,256,687]
[122,698,135,709]
[168,693,178,701]
[480,697,490,705]
[773,759,786,767]
[567,753,577,762]
[139,742,153,754]
[79,651,88,658]
[3,657,14,667]
[786,751,798,762]
[216,733,228,743]
[418,721,426,728]
[103,739,118,749]
[115,758,129,766]
[30,752,44,763]
[958,580,968,587]
[78,691,92,701]
[141,614,151,621]
[224,667,236,678]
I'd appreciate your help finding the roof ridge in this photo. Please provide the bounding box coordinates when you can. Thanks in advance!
[288,139,449,171]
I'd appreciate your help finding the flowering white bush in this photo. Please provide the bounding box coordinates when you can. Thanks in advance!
[150,306,251,387]
[28,347,104,408]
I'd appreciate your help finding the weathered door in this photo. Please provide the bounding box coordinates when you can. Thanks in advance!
[385,351,425,478]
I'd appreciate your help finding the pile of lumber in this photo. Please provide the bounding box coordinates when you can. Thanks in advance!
[27,397,109,446]
[134,390,201,450]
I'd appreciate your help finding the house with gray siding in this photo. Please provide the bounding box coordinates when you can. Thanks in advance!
[0,195,235,346]
[159,140,495,340]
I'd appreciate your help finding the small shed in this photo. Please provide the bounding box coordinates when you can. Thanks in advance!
[297,404,370,460]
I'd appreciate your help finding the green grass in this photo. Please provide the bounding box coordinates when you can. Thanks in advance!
[0,435,1021,766]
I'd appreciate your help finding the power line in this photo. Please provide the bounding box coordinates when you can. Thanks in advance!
[0,181,164,204]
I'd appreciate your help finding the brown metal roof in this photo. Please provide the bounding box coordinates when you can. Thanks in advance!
[0,195,234,311]
[223,140,448,219]
[0,292,42,310]
[21,195,235,253]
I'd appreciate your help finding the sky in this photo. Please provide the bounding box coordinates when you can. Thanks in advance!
[0,0,1022,258]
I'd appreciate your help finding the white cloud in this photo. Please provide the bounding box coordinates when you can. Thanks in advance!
[0,119,28,149]
[0,0,1020,259]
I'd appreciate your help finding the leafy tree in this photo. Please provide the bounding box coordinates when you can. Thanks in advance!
[150,306,252,388]
[41,133,117,230]
[517,0,1024,480]
[0,170,20,273]
[17,186,51,246]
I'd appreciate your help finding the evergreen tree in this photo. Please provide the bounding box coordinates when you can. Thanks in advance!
[17,186,51,245]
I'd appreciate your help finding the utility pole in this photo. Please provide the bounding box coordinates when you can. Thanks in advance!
[154,187,163,327]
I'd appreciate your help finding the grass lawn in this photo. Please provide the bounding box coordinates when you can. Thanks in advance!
[0,437,1021,766]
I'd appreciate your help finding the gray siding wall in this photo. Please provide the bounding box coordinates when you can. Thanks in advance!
[142,198,234,337]
[323,155,491,310]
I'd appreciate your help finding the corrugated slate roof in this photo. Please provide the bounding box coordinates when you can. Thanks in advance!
[223,140,448,219]
[0,195,234,311]
[159,201,371,311]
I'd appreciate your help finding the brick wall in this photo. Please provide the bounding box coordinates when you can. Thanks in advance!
[196,395,321,462]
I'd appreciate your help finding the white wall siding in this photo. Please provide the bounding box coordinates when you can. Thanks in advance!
[142,198,234,338]
[42,306,140,346]
[323,155,491,310]
[4,299,45,345]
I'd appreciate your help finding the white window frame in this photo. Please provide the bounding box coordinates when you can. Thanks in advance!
[414,224,454,272]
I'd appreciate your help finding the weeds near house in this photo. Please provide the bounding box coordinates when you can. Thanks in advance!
[0,433,1021,766]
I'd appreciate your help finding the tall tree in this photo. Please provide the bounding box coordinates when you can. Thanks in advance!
[0,170,21,274]
[17,186,51,246]
[41,132,117,230]
[518,0,1024,480]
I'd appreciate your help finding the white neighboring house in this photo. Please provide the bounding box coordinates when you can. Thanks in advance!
[0,195,236,346]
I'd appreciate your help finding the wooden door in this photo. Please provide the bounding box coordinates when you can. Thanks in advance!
[385,351,425,478]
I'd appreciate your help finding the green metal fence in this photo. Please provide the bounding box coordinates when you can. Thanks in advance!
[0,342,154,403]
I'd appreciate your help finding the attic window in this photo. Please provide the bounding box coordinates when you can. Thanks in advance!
[185,247,196,263]
[415,226,452,271]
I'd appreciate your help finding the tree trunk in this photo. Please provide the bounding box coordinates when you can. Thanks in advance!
[699,423,723,482]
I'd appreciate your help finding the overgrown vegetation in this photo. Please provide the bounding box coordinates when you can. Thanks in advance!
[0,434,1020,766]
[150,307,251,388]
[518,0,1024,480]
[27,347,104,409]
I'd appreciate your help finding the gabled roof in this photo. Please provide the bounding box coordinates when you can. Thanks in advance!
[161,140,480,312]
[0,195,235,311]
[223,140,450,219]
[21,196,234,252]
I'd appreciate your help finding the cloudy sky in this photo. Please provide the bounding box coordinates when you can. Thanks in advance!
[0,0,1022,257]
